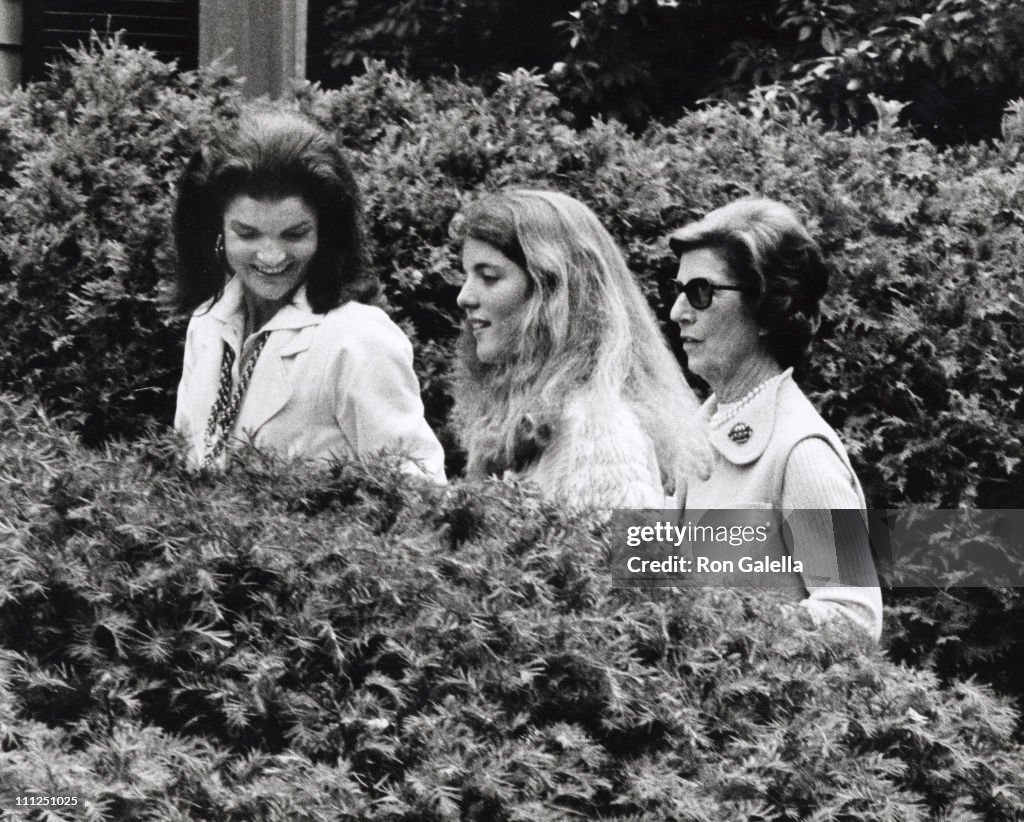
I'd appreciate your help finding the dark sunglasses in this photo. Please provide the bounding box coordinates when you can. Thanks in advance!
[668,277,752,310]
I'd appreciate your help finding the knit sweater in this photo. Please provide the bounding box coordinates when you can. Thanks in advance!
[514,391,667,509]
[684,369,882,640]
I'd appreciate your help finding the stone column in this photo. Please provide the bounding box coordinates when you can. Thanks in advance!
[199,0,307,98]
[0,0,22,92]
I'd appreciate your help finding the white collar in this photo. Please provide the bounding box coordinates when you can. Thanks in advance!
[702,367,794,466]
[207,276,322,334]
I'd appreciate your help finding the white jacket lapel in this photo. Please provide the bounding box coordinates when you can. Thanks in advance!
[187,292,243,459]
[235,288,321,438]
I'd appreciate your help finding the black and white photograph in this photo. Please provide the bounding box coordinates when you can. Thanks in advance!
[1,0,1022,818]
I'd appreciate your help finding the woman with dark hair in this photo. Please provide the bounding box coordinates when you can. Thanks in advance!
[668,198,881,639]
[173,107,445,479]
[451,189,709,508]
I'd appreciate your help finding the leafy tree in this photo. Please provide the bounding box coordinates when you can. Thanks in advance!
[718,0,1024,142]
[312,0,576,88]
[555,0,1024,139]
[550,0,776,128]
[313,0,776,128]
[317,0,1024,140]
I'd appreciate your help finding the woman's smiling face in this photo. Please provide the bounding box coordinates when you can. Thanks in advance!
[223,194,319,307]
[457,237,532,364]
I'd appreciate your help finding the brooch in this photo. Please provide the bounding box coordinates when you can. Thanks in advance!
[728,422,752,444]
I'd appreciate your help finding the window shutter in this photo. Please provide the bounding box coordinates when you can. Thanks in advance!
[23,0,198,80]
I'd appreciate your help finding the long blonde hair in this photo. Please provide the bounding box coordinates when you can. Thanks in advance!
[450,189,709,491]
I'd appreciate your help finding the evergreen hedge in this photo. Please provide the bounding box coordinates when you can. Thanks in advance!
[0,37,241,446]
[2,396,1023,819]
[0,37,1020,508]
[2,39,1024,813]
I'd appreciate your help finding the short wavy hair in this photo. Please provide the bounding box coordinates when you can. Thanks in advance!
[668,198,828,369]
[173,107,375,314]
[449,189,708,489]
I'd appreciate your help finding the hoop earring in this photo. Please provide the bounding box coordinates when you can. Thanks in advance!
[215,233,225,260]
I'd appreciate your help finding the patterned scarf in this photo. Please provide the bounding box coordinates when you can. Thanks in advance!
[202,333,270,468]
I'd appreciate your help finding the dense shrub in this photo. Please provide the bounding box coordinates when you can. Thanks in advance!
[885,587,1024,720]
[296,65,1024,508]
[1,39,1022,500]
[1,37,1021,499]
[2,40,1023,739]
[2,396,1023,819]
[0,35,243,445]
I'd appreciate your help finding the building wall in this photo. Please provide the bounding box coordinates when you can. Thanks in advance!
[20,0,198,81]
[3,0,307,97]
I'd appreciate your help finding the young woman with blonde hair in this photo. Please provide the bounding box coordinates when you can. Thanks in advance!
[451,189,708,507]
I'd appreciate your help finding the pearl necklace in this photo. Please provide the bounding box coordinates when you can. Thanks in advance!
[710,373,782,428]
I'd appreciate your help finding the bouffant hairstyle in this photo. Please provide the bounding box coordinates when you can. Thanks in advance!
[174,107,375,314]
[449,189,709,490]
[668,198,828,369]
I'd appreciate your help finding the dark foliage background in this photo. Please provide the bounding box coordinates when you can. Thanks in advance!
[312,0,1024,141]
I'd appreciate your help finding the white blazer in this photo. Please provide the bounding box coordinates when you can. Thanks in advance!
[174,277,446,481]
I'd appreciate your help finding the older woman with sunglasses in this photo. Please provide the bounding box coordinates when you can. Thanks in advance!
[668,198,881,640]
